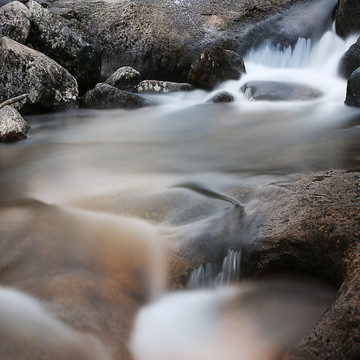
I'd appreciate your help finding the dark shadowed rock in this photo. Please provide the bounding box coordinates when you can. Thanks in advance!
[339,37,360,79]
[105,67,141,91]
[210,91,234,103]
[336,0,360,38]
[188,46,246,90]
[0,1,31,43]
[26,0,101,93]
[241,81,323,101]
[134,80,194,94]
[345,67,360,107]
[0,36,78,113]
[0,105,30,142]
[81,83,150,110]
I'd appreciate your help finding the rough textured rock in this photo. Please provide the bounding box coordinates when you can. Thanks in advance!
[48,0,336,82]
[188,46,246,90]
[210,91,234,103]
[339,37,360,79]
[134,80,194,94]
[241,81,323,101]
[0,1,31,43]
[81,83,150,110]
[345,67,360,107]
[336,0,360,38]
[0,36,78,113]
[0,105,30,142]
[105,67,141,91]
[26,0,101,93]
[162,170,360,360]
[0,0,27,6]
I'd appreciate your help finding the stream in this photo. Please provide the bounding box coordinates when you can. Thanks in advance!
[0,12,360,360]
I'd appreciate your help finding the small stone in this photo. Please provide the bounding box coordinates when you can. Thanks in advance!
[210,91,234,103]
[0,105,30,142]
[105,67,141,91]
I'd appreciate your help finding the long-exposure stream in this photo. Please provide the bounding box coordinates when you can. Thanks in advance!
[0,5,360,360]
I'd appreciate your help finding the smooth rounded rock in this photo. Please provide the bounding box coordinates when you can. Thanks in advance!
[210,91,234,103]
[105,67,141,91]
[81,83,150,110]
[339,37,360,79]
[336,0,360,38]
[345,67,360,107]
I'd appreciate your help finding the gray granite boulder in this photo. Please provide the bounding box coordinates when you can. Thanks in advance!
[336,0,360,38]
[241,81,323,101]
[0,36,78,113]
[48,0,336,82]
[26,0,101,93]
[345,67,360,107]
[0,105,30,142]
[81,83,150,110]
[105,67,141,92]
[188,46,246,90]
[134,80,194,94]
[339,37,360,79]
[0,1,31,43]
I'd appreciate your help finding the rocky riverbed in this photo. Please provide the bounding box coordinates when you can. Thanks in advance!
[1,1,360,360]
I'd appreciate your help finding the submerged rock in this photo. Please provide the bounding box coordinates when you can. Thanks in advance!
[339,37,360,79]
[241,81,323,101]
[26,0,101,93]
[0,1,31,43]
[105,67,141,91]
[336,0,360,38]
[81,83,150,110]
[209,91,234,103]
[0,36,78,113]
[188,46,246,90]
[345,67,360,107]
[0,105,30,142]
[134,80,194,94]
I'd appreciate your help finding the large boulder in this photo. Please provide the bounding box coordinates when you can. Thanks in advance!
[48,0,337,82]
[0,105,30,142]
[0,1,31,43]
[81,83,150,109]
[345,67,360,107]
[0,36,78,113]
[26,0,101,93]
[188,46,246,90]
[336,0,360,38]
[339,36,360,79]
[241,81,323,101]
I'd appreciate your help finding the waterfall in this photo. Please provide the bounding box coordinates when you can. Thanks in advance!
[187,250,241,289]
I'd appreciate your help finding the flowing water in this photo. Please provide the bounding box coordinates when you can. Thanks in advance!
[0,18,359,360]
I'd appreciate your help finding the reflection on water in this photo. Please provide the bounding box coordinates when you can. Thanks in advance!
[0,28,359,359]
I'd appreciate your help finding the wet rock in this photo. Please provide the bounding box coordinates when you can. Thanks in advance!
[0,1,31,43]
[105,67,141,91]
[81,83,150,110]
[0,105,30,142]
[345,67,360,107]
[241,81,323,101]
[336,0,360,38]
[26,0,101,93]
[0,36,78,113]
[47,0,330,82]
[134,80,194,94]
[210,91,234,103]
[339,37,360,79]
[188,46,246,90]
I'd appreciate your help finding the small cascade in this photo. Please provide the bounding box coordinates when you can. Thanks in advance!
[187,249,241,289]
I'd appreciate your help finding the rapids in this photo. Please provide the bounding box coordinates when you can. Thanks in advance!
[0,18,359,360]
